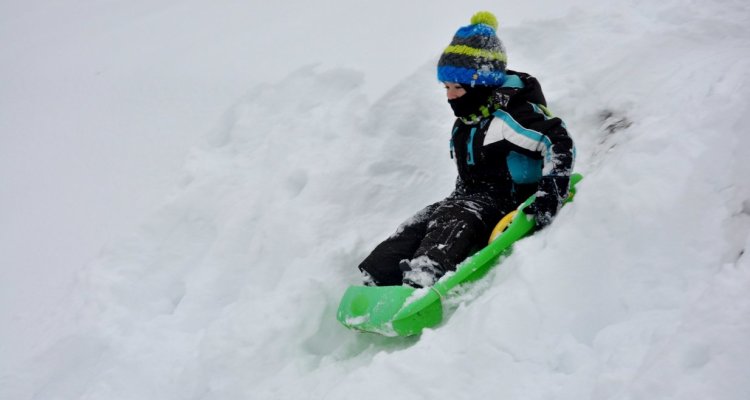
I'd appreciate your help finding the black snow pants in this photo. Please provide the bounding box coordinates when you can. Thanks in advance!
[358,185,528,286]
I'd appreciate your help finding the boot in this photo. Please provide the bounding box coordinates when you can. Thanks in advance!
[400,256,443,288]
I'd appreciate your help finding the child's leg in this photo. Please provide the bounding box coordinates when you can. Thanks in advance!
[410,202,487,273]
[357,202,440,286]
[403,194,510,287]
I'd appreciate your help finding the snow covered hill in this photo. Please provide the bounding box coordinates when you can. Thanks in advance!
[2,0,750,399]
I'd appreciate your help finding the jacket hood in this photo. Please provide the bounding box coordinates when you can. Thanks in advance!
[501,70,548,107]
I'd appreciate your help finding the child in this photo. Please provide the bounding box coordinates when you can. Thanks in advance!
[358,11,575,288]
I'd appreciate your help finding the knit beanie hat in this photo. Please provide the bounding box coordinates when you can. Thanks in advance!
[437,11,507,87]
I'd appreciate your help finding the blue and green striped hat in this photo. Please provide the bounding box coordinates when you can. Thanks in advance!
[437,11,507,87]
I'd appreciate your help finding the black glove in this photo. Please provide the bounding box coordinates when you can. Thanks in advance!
[525,175,570,229]
[524,194,559,229]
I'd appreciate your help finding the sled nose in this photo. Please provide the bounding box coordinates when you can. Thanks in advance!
[337,284,443,336]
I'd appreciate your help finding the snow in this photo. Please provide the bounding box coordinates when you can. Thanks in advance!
[2,0,750,399]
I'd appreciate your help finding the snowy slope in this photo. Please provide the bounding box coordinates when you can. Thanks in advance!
[0,0,596,369]
[0,0,597,375]
[3,0,750,399]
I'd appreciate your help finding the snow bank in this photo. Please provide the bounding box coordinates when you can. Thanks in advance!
[2,0,750,399]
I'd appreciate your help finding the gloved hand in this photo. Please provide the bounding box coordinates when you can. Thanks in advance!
[524,175,570,230]
[524,193,559,229]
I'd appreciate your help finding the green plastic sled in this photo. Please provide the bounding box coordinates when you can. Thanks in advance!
[336,173,583,336]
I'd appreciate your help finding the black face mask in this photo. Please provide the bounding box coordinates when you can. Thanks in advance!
[448,85,495,118]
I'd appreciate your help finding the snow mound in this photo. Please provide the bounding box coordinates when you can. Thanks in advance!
[3,1,750,399]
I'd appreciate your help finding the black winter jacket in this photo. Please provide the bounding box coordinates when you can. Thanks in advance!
[449,71,575,209]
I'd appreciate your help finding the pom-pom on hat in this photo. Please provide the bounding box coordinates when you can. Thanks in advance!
[437,11,507,87]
